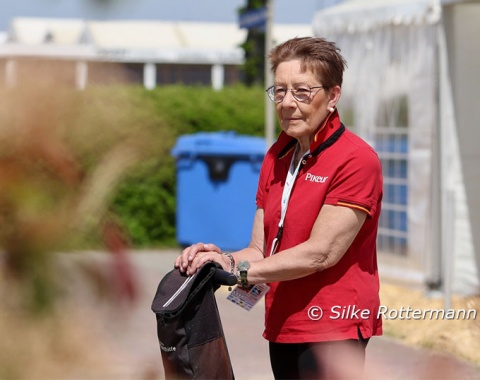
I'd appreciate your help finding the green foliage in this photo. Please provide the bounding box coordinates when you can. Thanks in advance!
[110,84,265,247]
[238,0,267,86]
[112,158,177,247]
[142,84,265,136]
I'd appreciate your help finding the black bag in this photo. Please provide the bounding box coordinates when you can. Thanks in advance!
[151,262,235,379]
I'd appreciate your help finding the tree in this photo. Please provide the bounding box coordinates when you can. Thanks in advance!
[238,0,267,86]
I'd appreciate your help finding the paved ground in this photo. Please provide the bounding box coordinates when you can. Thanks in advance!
[66,250,480,380]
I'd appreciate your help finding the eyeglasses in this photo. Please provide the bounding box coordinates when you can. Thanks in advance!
[266,85,325,103]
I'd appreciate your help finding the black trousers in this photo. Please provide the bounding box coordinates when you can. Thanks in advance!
[269,334,369,380]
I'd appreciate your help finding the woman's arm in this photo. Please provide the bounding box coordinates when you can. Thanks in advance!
[176,204,366,284]
[245,204,367,284]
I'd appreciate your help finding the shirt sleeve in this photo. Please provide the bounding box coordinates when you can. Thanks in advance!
[324,146,383,217]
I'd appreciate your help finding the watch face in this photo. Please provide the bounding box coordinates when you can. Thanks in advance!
[238,260,250,271]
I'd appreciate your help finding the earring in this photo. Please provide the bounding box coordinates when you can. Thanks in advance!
[329,106,335,113]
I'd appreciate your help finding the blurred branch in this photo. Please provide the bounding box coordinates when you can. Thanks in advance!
[73,137,147,233]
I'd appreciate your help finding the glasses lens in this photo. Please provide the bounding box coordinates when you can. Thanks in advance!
[292,86,311,102]
[267,85,320,103]
[273,87,286,103]
[266,86,275,102]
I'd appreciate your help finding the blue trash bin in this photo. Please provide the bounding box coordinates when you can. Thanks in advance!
[171,131,266,251]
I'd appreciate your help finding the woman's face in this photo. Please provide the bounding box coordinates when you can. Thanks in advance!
[274,59,339,142]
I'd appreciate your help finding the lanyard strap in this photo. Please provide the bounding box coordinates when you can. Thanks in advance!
[269,147,307,256]
[281,148,306,227]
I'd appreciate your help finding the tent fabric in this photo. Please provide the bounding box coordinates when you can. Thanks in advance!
[8,17,85,45]
[313,0,439,280]
[7,18,312,51]
[3,18,312,66]
[312,0,479,295]
[437,19,478,295]
[312,0,441,33]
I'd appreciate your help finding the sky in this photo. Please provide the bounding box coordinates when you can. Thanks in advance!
[0,0,323,31]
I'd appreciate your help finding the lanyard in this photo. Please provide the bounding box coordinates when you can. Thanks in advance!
[269,146,308,256]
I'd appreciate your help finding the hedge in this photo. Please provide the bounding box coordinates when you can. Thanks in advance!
[107,84,269,247]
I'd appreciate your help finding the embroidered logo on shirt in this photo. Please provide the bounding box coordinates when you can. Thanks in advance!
[305,173,328,183]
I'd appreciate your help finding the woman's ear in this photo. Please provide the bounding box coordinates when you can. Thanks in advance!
[328,85,342,111]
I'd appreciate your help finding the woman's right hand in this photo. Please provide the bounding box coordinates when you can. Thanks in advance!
[174,242,229,276]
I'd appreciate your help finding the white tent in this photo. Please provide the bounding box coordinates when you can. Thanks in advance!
[1,18,312,90]
[5,17,312,63]
[312,0,480,295]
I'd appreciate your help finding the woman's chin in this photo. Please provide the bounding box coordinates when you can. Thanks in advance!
[282,124,308,139]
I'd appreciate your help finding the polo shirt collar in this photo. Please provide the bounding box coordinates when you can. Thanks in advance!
[277,110,344,160]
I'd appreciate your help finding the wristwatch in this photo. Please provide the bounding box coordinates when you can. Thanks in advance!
[236,260,250,287]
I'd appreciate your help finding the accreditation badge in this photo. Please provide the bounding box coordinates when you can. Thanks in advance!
[226,283,270,311]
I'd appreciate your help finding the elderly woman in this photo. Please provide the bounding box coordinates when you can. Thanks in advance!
[175,37,383,379]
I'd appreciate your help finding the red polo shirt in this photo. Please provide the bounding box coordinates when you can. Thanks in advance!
[256,112,383,343]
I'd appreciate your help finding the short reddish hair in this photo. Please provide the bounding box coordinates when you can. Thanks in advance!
[268,37,347,89]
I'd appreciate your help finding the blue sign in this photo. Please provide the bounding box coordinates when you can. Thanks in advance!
[239,7,267,30]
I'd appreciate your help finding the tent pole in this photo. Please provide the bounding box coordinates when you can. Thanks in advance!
[438,8,456,308]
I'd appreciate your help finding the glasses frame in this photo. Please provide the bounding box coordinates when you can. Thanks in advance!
[266,85,325,103]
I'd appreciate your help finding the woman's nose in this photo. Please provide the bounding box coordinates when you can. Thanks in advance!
[281,90,297,106]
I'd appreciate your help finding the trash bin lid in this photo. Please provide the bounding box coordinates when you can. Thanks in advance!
[171,131,266,157]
